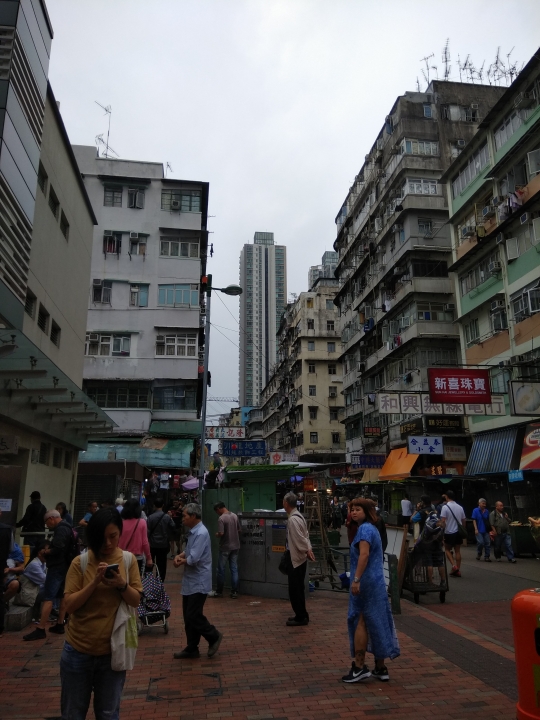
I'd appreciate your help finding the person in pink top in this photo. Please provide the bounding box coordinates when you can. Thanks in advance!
[119,499,153,576]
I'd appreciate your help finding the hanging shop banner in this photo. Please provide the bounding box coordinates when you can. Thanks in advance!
[378,393,504,416]
[509,470,524,482]
[444,444,467,461]
[206,426,245,439]
[400,417,423,438]
[427,368,491,405]
[519,423,540,470]
[350,454,386,469]
[408,436,443,455]
[364,426,382,437]
[222,440,266,457]
[509,381,540,416]
[426,416,463,433]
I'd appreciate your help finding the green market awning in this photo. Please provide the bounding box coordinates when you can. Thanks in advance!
[149,420,202,439]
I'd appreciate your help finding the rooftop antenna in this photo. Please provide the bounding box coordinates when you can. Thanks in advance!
[94,101,117,158]
[416,77,421,92]
[165,162,173,177]
[420,53,434,88]
[442,39,451,81]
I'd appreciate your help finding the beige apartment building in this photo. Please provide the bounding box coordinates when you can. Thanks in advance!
[261,278,345,462]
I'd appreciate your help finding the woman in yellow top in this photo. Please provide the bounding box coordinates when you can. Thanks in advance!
[61,508,143,720]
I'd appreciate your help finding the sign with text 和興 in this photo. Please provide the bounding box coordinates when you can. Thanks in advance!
[428,368,491,405]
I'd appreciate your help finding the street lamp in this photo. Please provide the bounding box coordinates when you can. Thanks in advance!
[198,274,242,490]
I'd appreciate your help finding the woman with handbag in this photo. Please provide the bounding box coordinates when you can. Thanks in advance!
[119,499,152,577]
[61,508,143,720]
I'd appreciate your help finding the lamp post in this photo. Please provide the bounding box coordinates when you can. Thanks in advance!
[198,274,242,493]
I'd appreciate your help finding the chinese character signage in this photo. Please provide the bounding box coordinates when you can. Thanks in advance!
[408,436,443,455]
[364,426,381,437]
[206,426,245,439]
[519,423,540,470]
[425,416,462,433]
[350,454,386,469]
[400,417,423,437]
[378,394,504,417]
[378,393,400,413]
[444,444,467,461]
[509,381,540,416]
[428,368,491,404]
[222,440,266,457]
[400,394,422,414]
[509,470,524,482]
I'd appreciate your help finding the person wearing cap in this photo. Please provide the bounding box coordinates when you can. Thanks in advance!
[15,491,47,547]
[472,498,492,562]
[23,510,72,641]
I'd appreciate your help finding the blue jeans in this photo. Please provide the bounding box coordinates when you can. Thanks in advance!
[216,549,239,593]
[494,532,515,561]
[60,642,126,720]
[476,531,491,558]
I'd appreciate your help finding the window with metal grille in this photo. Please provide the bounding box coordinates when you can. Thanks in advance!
[155,332,197,356]
[103,233,122,254]
[328,364,337,375]
[52,447,62,468]
[60,211,69,240]
[309,407,317,419]
[37,304,49,333]
[85,381,151,409]
[50,321,61,347]
[85,333,130,356]
[39,442,50,465]
[161,189,201,212]
[327,342,335,352]
[92,280,112,304]
[64,451,73,470]
[327,321,335,331]
[48,186,59,218]
[308,363,315,373]
[330,408,339,421]
[129,237,146,256]
[104,186,122,207]
[310,432,318,443]
[307,341,315,351]
[153,384,197,410]
[308,385,316,396]
[25,290,36,318]
[332,432,340,444]
[37,163,47,194]
[329,386,337,398]
[157,284,199,307]
[307,319,314,330]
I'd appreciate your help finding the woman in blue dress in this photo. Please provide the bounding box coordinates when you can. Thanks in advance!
[342,497,400,683]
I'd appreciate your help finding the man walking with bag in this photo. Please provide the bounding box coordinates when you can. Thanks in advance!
[173,503,223,659]
[439,490,467,578]
[283,492,315,627]
[147,498,175,582]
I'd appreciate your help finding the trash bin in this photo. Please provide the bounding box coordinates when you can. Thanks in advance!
[511,587,540,719]
[237,511,308,600]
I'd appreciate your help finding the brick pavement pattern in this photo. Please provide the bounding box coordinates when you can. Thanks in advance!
[0,565,517,720]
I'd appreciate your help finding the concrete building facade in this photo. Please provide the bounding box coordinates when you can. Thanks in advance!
[72,146,209,470]
[308,250,339,290]
[238,232,286,408]
[334,81,506,462]
[260,278,345,462]
[443,50,540,504]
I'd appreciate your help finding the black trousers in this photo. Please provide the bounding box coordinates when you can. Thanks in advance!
[182,593,219,651]
[288,561,309,622]
[150,546,168,582]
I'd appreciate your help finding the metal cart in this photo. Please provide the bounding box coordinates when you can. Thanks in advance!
[402,546,449,604]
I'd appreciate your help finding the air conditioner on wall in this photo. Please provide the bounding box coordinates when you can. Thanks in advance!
[444,303,455,311]
[103,231,113,238]
[89,333,99,341]
[171,200,181,210]
[489,261,502,274]
[456,139,466,148]
[491,299,505,311]
[129,232,139,239]
[482,205,495,218]
[156,335,165,343]
[461,226,476,238]
[93,279,102,287]
[471,103,479,110]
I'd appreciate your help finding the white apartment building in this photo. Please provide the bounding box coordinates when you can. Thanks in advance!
[72,147,209,462]
[239,232,286,407]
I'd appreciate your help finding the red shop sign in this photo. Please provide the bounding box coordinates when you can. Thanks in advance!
[427,368,491,404]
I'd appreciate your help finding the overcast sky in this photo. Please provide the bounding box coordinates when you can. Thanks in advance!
[46,0,539,416]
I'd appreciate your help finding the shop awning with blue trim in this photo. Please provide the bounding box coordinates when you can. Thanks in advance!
[465,427,518,475]
[149,421,201,438]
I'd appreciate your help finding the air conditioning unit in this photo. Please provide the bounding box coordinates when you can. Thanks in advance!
[174,390,185,398]
[93,279,102,287]
[489,261,502,274]
[129,232,139,240]
[491,299,505,311]
[520,212,529,225]
[461,226,476,238]
[496,232,505,245]
[171,199,181,210]
[89,333,99,341]
[471,103,479,110]
[482,205,495,218]
[394,266,404,276]
[517,354,527,363]
[514,91,536,109]
[156,335,165,343]
[103,231,113,238]
[456,139,466,148]
[444,303,455,311]
[492,195,503,205]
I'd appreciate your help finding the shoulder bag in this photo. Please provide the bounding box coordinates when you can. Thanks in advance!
[278,549,293,575]
[446,504,467,539]
[80,550,138,670]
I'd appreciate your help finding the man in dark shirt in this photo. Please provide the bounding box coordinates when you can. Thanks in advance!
[147,497,175,581]
[0,509,13,636]
[23,509,72,641]
[16,491,46,547]
[209,502,241,599]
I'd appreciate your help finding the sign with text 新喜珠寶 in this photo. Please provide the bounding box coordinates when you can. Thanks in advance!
[427,368,491,405]
[408,436,443,455]
[222,440,266,457]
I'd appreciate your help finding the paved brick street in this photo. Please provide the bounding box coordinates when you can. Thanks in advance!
[1,559,521,720]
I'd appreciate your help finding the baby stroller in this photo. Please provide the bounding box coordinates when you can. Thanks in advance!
[137,564,171,634]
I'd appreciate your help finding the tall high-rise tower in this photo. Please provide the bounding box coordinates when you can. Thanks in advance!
[239,232,287,407]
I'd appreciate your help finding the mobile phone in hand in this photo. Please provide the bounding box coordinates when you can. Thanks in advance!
[104,563,119,578]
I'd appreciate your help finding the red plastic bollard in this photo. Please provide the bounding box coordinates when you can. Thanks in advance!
[512,588,540,719]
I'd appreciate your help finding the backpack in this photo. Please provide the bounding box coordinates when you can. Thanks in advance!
[65,526,81,564]
[417,511,444,548]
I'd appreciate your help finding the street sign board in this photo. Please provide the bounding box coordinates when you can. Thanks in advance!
[222,440,266,457]
[206,426,245,439]
[408,436,443,455]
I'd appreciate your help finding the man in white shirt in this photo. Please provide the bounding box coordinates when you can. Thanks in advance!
[401,495,414,529]
[439,490,466,577]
